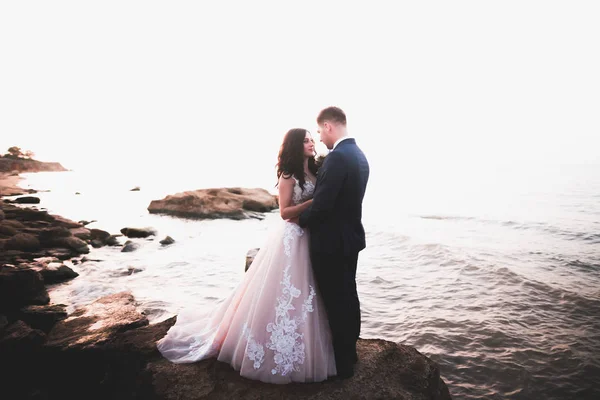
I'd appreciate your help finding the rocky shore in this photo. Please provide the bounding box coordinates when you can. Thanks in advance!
[0,171,452,399]
[0,156,67,174]
[1,291,451,400]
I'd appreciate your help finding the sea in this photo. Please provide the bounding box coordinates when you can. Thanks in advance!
[9,162,600,400]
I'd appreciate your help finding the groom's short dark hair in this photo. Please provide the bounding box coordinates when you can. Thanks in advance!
[317,106,347,126]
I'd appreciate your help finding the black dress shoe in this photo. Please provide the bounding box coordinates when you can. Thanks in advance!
[336,366,354,380]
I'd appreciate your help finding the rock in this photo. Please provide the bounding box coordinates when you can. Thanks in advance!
[38,226,72,244]
[0,209,4,221]
[51,215,83,229]
[144,337,452,400]
[0,320,46,352]
[91,239,104,248]
[13,196,41,204]
[78,219,97,226]
[130,186,141,191]
[47,248,74,260]
[70,227,92,241]
[121,240,140,252]
[0,222,18,236]
[115,266,144,276]
[18,304,68,333]
[245,247,260,272]
[147,187,278,220]
[0,301,451,400]
[22,226,44,236]
[81,256,102,263]
[7,206,53,222]
[50,236,89,254]
[27,256,59,269]
[159,236,175,245]
[105,234,122,246]
[39,264,79,284]
[5,233,40,251]
[0,265,49,312]
[1,219,26,229]
[127,266,144,274]
[1,249,27,263]
[120,227,157,238]
[47,292,149,350]
[90,228,110,242]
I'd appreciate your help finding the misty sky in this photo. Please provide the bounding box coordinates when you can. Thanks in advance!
[1,1,599,177]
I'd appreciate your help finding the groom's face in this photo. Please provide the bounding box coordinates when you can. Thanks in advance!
[317,122,333,149]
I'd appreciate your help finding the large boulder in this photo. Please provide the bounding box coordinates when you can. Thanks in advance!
[0,320,46,352]
[18,304,68,333]
[38,264,79,284]
[47,292,149,350]
[90,228,111,242]
[70,227,92,241]
[51,236,90,254]
[146,336,452,400]
[0,222,18,236]
[5,233,40,251]
[0,266,49,312]
[38,226,72,245]
[148,187,278,220]
[1,219,25,229]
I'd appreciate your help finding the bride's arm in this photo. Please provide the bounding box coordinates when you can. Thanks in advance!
[278,176,313,220]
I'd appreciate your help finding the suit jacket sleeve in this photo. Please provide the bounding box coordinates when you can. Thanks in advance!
[299,151,347,228]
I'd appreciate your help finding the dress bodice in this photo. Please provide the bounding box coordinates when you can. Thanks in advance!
[292,177,315,205]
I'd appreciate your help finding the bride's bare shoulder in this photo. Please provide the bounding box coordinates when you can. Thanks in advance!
[278,174,296,185]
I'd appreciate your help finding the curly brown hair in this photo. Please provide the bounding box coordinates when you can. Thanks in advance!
[276,128,318,191]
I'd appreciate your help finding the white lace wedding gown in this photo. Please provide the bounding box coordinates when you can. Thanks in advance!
[157,178,337,383]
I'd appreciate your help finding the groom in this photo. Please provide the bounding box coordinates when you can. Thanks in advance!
[297,106,370,379]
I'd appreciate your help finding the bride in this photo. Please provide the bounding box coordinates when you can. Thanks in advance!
[156,128,336,383]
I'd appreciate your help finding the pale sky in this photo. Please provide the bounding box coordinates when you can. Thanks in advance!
[1,1,599,178]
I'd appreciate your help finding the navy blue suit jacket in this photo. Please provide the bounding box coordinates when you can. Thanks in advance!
[299,138,370,255]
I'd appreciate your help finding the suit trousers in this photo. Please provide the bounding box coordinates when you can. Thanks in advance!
[310,250,361,372]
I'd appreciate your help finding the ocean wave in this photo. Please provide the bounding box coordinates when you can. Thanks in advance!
[418,214,599,244]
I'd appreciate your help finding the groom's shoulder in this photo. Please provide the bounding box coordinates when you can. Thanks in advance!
[325,150,346,164]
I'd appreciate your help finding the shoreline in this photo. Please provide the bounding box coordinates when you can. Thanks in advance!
[0,170,453,399]
[0,172,30,197]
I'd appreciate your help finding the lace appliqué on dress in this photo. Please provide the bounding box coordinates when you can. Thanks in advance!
[292,178,315,206]
[265,223,316,376]
[242,323,265,369]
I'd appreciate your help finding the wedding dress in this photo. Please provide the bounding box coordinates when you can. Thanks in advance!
[157,178,336,383]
